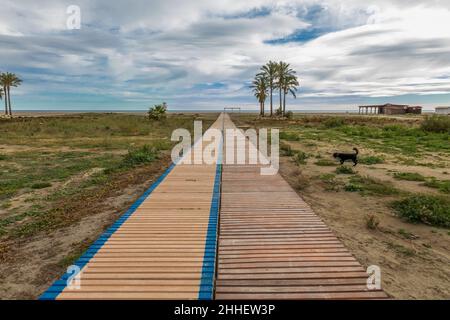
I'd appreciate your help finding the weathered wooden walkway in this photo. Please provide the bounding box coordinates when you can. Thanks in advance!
[215,114,387,299]
[40,115,224,300]
[41,113,387,300]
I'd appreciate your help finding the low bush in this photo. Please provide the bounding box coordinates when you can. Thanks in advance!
[335,165,356,174]
[421,115,450,133]
[31,182,52,189]
[359,155,384,165]
[293,151,309,165]
[314,159,337,166]
[365,214,380,230]
[280,142,294,156]
[148,102,167,121]
[391,194,450,227]
[292,175,310,191]
[285,111,294,119]
[423,178,450,194]
[323,117,345,128]
[393,172,426,181]
[319,173,341,192]
[344,183,363,192]
[349,175,399,196]
[280,131,299,141]
[398,228,418,240]
[122,145,158,167]
[275,108,283,117]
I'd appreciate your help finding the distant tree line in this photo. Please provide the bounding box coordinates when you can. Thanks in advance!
[0,72,22,117]
[251,61,299,118]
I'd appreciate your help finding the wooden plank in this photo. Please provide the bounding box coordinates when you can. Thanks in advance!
[216,285,374,293]
[215,114,388,300]
[52,114,225,300]
[58,292,200,299]
[215,291,388,300]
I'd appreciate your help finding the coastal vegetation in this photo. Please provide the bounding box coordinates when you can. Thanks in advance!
[148,102,168,121]
[237,102,448,236]
[0,113,216,248]
[231,112,450,299]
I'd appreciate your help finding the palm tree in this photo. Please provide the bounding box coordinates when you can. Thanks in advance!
[281,74,300,114]
[0,74,7,116]
[250,76,268,117]
[275,61,296,116]
[0,72,22,117]
[0,87,4,116]
[258,61,277,117]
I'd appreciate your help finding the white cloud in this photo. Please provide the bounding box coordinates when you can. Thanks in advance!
[1,0,450,109]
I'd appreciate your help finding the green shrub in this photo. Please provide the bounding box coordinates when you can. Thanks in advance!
[292,175,310,191]
[152,139,172,151]
[148,102,167,121]
[344,183,363,192]
[293,151,309,165]
[319,173,336,181]
[365,214,380,230]
[0,154,6,161]
[314,159,337,166]
[391,195,450,227]
[280,131,299,141]
[393,172,426,181]
[421,115,450,133]
[349,175,399,196]
[319,173,341,192]
[280,142,294,156]
[31,182,52,189]
[398,229,418,240]
[323,117,345,128]
[122,145,158,167]
[423,178,450,194]
[387,242,415,256]
[285,111,294,119]
[359,156,384,165]
[275,108,283,116]
[383,124,408,132]
[335,165,356,174]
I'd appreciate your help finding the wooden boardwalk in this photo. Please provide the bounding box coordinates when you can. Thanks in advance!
[40,115,224,300]
[215,114,387,299]
[41,113,387,300]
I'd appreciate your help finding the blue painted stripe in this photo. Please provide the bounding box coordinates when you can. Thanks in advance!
[38,162,176,300]
[198,138,223,300]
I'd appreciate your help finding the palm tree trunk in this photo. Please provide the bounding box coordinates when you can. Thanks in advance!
[7,86,12,117]
[3,86,7,116]
[279,87,282,115]
[283,91,286,116]
[262,102,265,117]
[269,87,273,117]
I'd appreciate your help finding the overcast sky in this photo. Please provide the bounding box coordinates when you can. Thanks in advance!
[1,0,450,111]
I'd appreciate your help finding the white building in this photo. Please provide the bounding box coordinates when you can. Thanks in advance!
[435,107,450,115]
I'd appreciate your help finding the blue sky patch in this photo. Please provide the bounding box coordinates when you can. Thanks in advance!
[265,27,329,44]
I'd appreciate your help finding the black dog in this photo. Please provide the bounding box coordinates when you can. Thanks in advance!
[333,148,359,166]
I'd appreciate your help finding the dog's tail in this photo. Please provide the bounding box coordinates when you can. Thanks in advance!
[353,147,359,155]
